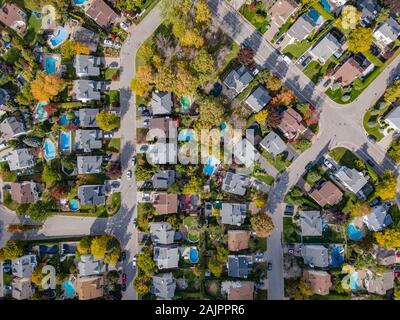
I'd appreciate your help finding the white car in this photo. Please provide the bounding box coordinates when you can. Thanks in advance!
[1,155,8,162]
[283,55,291,64]
[120,21,130,31]
[324,159,334,169]
[0,142,7,150]
[103,39,114,47]
[131,157,136,166]
[113,42,122,50]
[132,257,137,268]
[126,170,132,180]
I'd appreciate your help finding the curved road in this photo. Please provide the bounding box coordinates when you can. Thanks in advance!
[1,0,399,300]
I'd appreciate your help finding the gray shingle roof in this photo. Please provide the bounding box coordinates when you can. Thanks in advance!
[78,185,106,205]
[78,108,99,127]
[152,170,175,190]
[152,273,176,300]
[11,254,37,278]
[245,86,271,112]
[334,166,368,194]
[151,91,173,115]
[7,148,34,171]
[223,66,254,94]
[150,222,175,245]
[0,116,26,139]
[301,245,329,268]
[222,172,250,196]
[221,203,247,226]
[299,210,323,236]
[153,246,179,270]
[227,255,253,278]
[77,155,103,174]
[73,80,102,101]
[74,55,101,77]
[75,129,103,152]
[310,33,341,63]
[374,17,400,43]
[363,204,392,232]
[287,10,322,41]
[259,131,287,157]
[77,254,105,276]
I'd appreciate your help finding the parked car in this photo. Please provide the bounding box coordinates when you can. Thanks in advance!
[305,162,313,171]
[132,257,137,268]
[275,36,284,45]
[284,204,294,216]
[2,263,11,273]
[126,170,132,180]
[103,132,114,139]
[366,159,375,167]
[103,39,114,47]
[121,251,127,261]
[133,218,138,227]
[302,56,312,67]
[0,142,7,150]
[298,55,305,64]
[139,145,149,152]
[267,262,272,271]
[141,181,153,189]
[367,135,376,143]
[283,55,291,64]
[120,21,130,31]
[394,74,400,82]
[131,156,136,166]
[122,273,127,282]
[143,119,150,127]
[242,38,251,48]
[323,159,334,169]
[369,198,380,207]
[142,192,151,202]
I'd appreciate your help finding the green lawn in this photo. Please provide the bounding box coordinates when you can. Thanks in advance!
[261,150,291,173]
[104,68,120,81]
[107,138,121,153]
[239,1,270,34]
[106,192,121,216]
[362,105,390,141]
[283,217,301,243]
[303,57,337,83]
[105,90,120,106]
[253,174,275,185]
[25,14,42,45]
[183,216,201,242]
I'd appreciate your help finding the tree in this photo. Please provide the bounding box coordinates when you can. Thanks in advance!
[208,257,223,277]
[182,176,204,194]
[384,80,400,104]
[375,170,397,201]
[90,236,111,259]
[31,72,66,102]
[265,75,282,92]
[349,200,371,217]
[50,184,67,200]
[0,240,25,260]
[161,0,192,24]
[175,64,198,97]
[286,278,314,300]
[250,213,274,238]
[22,136,42,148]
[253,197,267,208]
[155,66,176,92]
[77,236,92,255]
[61,40,91,59]
[216,246,229,263]
[335,5,361,30]
[191,50,215,84]
[134,274,151,296]
[131,65,154,97]
[265,108,282,128]
[254,108,269,124]
[382,0,400,14]
[172,18,187,39]
[270,90,295,107]
[96,111,120,131]
[194,0,211,25]
[167,215,182,230]
[137,251,156,275]
[375,8,390,25]
[354,159,366,171]
[42,161,62,187]
[179,29,204,49]
[194,98,225,130]
[27,201,53,221]
[31,266,44,287]
[104,246,121,265]
[106,161,122,179]
[388,138,400,162]
[237,47,255,66]
[347,26,373,53]
[374,229,400,249]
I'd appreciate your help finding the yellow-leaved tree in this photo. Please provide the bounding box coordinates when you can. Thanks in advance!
[30,71,66,102]
[375,170,397,201]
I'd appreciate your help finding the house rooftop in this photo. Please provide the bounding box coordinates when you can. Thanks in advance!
[228,230,250,251]
[0,3,27,34]
[245,86,271,113]
[227,255,253,278]
[85,0,119,28]
[77,155,103,175]
[334,166,369,195]
[11,277,33,300]
[153,246,179,270]
[222,172,250,196]
[223,66,254,94]
[0,116,26,140]
[151,91,173,115]
[7,148,34,171]
[259,131,287,157]
[221,281,254,300]
[332,57,364,86]
[303,270,332,296]
[287,10,323,41]
[277,108,307,140]
[75,129,103,152]
[365,271,394,295]
[149,222,175,245]
[10,182,40,204]
[11,254,37,278]
[77,254,105,277]
[301,245,329,268]
[70,26,100,52]
[74,275,104,300]
[74,55,101,78]
[363,204,392,232]
[374,17,400,45]
[309,180,343,207]
[149,118,177,138]
[310,33,341,63]
[152,273,176,300]
[299,210,323,236]
[221,203,247,226]
[78,185,106,206]
[153,193,178,215]
[73,80,102,101]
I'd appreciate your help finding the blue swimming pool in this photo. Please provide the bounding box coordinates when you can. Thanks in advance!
[178,129,196,142]
[43,138,56,161]
[308,9,322,24]
[330,245,344,268]
[69,199,80,212]
[203,156,219,176]
[73,0,87,4]
[45,56,58,74]
[347,224,363,241]
[189,247,199,263]
[60,131,71,151]
[320,0,332,13]
[63,280,75,298]
[349,272,360,291]
[35,102,48,122]
[50,28,68,47]
[59,114,70,126]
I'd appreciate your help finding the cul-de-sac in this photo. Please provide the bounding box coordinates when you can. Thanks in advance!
[0,0,400,301]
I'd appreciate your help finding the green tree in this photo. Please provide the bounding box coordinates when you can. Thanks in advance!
[384,80,400,104]
[190,50,215,84]
[208,257,223,277]
[134,274,152,296]
[27,201,53,221]
[194,0,211,25]
[375,8,390,25]
[175,64,198,97]
[250,213,274,238]
[131,64,154,97]
[161,0,192,24]
[347,26,373,53]
[90,236,111,260]
[77,236,92,255]
[96,111,120,131]
[388,138,400,162]
[265,75,282,92]
[137,251,156,275]
[354,159,366,171]
[375,170,397,201]
[182,176,204,194]
[194,97,225,130]
[349,200,371,217]
[374,229,400,249]
[155,66,176,92]
[216,246,229,263]
[286,278,314,300]
[42,161,62,187]
[104,246,121,265]
[167,215,182,230]
[0,240,25,260]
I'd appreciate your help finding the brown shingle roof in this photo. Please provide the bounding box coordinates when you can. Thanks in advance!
[309,180,343,207]
[332,58,364,86]
[86,0,119,28]
[226,281,254,300]
[10,182,37,204]
[74,276,104,300]
[0,3,26,31]
[269,0,300,27]
[303,270,331,296]
[153,193,178,215]
[228,230,250,251]
[277,108,307,140]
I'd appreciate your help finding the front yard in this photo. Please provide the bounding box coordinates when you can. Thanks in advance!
[239,1,270,34]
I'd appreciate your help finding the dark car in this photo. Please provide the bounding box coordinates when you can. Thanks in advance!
[366,159,375,167]
[275,36,284,45]
[369,198,380,207]
[121,251,127,261]
[122,273,127,283]
[133,218,138,227]
[302,56,312,67]
[284,204,294,216]
[242,38,251,48]
[367,135,376,143]
[305,162,313,171]
[267,262,272,271]
[121,283,127,292]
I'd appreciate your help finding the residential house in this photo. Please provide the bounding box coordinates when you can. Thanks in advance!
[0,3,27,34]
[373,17,400,49]
[309,33,342,64]
[79,108,100,127]
[153,193,178,215]
[10,182,41,204]
[78,185,106,205]
[357,0,380,26]
[221,281,254,300]
[309,180,343,207]
[299,211,323,236]
[228,230,250,252]
[75,129,103,152]
[151,273,176,300]
[331,57,364,86]
[73,80,102,102]
[364,271,394,295]
[74,55,102,78]
[333,166,369,196]
[12,254,37,278]
[7,148,34,171]
[77,254,105,277]
[77,155,103,174]
[374,246,396,266]
[385,107,400,132]
[259,131,287,157]
[265,0,300,41]
[153,246,179,270]
[302,270,332,296]
[277,108,307,140]
[149,222,175,245]
[149,118,178,140]
[301,245,329,268]
[0,116,27,140]
[152,170,175,190]
[70,25,100,52]
[223,66,254,95]
[151,91,173,116]
[221,203,247,226]
[284,10,324,46]
[245,86,271,113]
[227,255,253,278]
[0,88,9,111]
[178,194,201,214]
[11,277,33,300]
[84,0,119,29]
[363,204,392,232]
[222,172,250,196]
[73,275,104,300]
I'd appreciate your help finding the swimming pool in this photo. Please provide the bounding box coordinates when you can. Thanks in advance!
[320,0,332,13]
[203,156,220,176]
[59,114,70,126]
[347,224,363,241]
[73,0,87,4]
[189,247,199,263]
[43,138,56,161]
[180,96,192,112]
[308,9,322,25]
[63,280,75,298]
[178,129,196,142]
[34,102,49,122]
[45,56,58,74]
[68,199,80,212]
[60,131,71,152]
[50,28,69,48]
[349,272,360,291]
[330,245,344,268]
